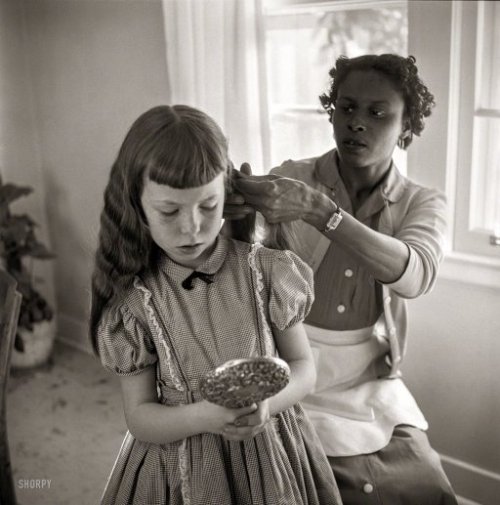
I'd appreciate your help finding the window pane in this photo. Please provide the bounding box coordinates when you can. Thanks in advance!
[477,1,500,110]
[264,3,408,169]
[470,117,500,234]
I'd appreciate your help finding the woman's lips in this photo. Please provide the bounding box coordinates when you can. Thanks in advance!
[343,138,366,147]
[342,139,367,152]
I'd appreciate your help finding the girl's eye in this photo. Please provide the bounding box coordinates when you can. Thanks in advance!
[372,109,386,118]
[342,105,354,113]
[201,205,217,212]
[161,210,178,217]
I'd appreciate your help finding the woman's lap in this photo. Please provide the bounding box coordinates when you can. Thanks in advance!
[328,425,458,505]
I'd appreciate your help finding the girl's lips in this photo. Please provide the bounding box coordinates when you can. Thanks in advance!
[178,243,203,252]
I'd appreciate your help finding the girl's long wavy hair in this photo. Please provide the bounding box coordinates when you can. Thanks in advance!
[319,54,435,149]
[89,105,254,353]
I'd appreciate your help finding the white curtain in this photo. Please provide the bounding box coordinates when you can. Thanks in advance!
[162,0,270,173]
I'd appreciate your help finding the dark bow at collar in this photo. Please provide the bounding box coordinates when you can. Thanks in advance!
[181,271,215,290]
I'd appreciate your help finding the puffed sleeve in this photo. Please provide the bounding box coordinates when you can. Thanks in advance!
[97,302,158,375]
[259,248,315,330]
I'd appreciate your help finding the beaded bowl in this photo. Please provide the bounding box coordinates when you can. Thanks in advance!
[199,356,291,408]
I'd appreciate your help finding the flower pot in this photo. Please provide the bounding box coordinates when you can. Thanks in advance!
[11,319,57,369]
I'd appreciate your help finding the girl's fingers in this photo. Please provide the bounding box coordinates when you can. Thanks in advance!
[232,403,258,418]
[222,423,266,441]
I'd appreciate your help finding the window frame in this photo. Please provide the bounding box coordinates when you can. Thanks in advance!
[262,0,409,168]
[438,0,500,288]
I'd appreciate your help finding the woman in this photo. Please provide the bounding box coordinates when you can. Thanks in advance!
[227,54,458,504]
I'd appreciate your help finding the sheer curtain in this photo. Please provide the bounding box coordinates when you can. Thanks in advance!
[162,0,270,173]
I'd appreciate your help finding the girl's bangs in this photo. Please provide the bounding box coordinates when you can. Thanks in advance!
[147,125,227,188]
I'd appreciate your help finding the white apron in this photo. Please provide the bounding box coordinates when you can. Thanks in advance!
[302,320,428,457]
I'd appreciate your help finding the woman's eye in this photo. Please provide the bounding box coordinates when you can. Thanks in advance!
[342,105,354,113]
[372,109,386,118]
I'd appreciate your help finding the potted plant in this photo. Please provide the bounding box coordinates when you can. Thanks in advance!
[0,177,56,368]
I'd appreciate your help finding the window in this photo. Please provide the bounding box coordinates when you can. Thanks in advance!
[262,0,408,170]
[451,0,500,259]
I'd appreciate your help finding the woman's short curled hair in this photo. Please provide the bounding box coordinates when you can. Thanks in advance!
[319,54,435,149]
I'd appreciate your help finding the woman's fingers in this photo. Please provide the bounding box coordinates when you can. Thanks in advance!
[239,162,253,176]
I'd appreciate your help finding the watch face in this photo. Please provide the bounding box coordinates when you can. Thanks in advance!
[199,356,290,408]
[325,208,343,231]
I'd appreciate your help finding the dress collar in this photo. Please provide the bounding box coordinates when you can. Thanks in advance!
[158,235,229,284]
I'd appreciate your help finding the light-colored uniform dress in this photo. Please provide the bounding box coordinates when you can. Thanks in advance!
[97,236,342,505]
[271,150,457,504]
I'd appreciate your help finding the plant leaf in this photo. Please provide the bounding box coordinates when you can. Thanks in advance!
[0,184,33,206]
[27,241,55,259]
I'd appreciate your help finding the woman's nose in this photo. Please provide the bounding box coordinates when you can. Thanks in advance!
[349,123,366,132]
[347,114,366,132]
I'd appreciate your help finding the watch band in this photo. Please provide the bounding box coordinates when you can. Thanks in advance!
[323,206,343,233]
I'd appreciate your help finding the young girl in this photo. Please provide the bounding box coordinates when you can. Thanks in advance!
[90,105,342,505]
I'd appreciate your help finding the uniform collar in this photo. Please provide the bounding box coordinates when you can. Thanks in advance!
[314,148,407,204]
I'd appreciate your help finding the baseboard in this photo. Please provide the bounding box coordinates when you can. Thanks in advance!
[57,312,93,355]
[457,497,482,505]
[441,453,500,505]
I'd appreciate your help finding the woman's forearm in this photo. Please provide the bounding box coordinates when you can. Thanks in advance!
[304,191,408,283]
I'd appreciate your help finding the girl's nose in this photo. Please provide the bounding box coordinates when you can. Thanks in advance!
[179,211,201,235]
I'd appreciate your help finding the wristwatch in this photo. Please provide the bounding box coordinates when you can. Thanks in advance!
[323,205,343,233]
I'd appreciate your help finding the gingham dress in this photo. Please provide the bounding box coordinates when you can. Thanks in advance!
[98,237,342,505]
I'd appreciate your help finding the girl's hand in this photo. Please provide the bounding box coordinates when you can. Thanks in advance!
[201,400,258,436]
[222,400,270,441]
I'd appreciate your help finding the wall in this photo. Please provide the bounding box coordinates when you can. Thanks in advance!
[21,0,170,352]
[407,2,500,503]
[404,280,500,505]
[0,0,56,307]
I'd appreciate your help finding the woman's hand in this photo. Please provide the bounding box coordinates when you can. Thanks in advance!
[222,400,271,441]
[223,163,256,221]
[227,162,332,228]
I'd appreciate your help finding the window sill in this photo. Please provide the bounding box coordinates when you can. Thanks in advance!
[439,251,500,289]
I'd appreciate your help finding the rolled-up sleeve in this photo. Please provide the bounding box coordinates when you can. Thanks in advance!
[386,187,447,298]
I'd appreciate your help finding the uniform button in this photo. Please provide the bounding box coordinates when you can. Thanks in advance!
[344,268,353,278]
[337,304,346,313]
[363,482,374,494]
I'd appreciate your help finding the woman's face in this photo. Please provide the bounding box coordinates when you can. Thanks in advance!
[333,69,407,173]
[140,172,225,268]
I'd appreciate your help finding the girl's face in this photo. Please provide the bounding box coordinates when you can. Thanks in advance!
[140,172,225,269]
[333,69,407,174]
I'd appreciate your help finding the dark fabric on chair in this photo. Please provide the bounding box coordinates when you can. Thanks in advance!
[328,425,458,505]
[0,270,22,505]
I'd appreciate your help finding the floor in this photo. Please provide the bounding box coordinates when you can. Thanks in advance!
[7,341,127,505]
